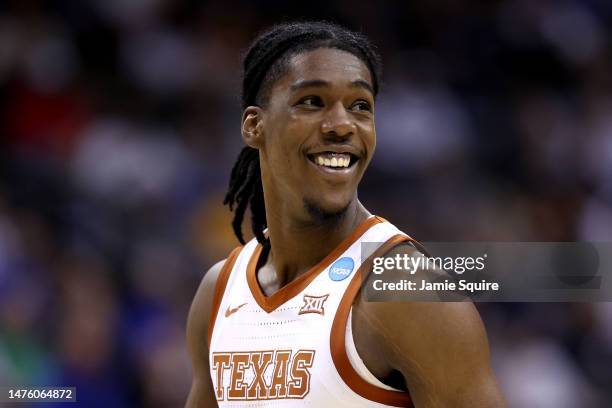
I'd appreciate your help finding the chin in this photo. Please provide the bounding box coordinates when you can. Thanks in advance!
[303,197,352,224]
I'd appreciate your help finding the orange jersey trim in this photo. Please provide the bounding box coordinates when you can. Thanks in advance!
[330,234,415,407]
[246,216,385,313]
[208,246,243,348]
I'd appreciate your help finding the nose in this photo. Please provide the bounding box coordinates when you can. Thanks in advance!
[321,101,356,139]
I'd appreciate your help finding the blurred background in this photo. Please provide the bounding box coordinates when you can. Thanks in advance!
[0,0,611,407]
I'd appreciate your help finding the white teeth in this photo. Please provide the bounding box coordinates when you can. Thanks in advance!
[312,153,353,169]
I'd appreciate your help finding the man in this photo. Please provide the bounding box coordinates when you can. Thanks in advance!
[186,21,505,407]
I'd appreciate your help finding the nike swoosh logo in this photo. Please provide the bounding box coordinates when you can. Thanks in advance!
[225,302,248,317]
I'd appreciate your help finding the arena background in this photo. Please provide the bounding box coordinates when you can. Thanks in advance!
[1,0,612,407]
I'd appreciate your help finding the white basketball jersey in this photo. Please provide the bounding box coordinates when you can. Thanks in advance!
[208,216,414,407]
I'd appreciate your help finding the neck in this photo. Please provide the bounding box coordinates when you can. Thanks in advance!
[263,199,371,286]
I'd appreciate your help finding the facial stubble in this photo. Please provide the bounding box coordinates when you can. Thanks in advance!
[303,197,350,226]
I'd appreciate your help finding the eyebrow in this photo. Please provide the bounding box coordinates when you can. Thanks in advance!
[289,79,374,95]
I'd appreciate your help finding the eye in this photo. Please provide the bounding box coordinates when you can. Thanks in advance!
[296,96,323,108]
[350,100,372,112]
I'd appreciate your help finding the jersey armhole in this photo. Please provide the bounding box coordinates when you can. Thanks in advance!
[330,234,415,407]
[207,246,243,348]
[345,309,400,392]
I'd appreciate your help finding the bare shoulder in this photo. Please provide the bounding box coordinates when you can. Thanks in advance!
[185,258,226,408]
[354,242,506,407]
[186,258,226,352]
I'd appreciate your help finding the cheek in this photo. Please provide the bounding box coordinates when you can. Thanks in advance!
[287,111,318,133]
[263,123,302,170]
[274,114,315,155]
[358,121,376,152]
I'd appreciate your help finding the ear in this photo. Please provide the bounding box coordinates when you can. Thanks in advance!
[241,106,265,149]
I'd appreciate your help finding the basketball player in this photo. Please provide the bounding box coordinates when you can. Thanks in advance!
[186,21,505,407]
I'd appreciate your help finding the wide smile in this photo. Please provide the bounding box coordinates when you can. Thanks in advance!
[306,152,359,170]
[305,151,360,180]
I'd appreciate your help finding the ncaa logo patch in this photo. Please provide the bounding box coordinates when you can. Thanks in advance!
[329,257,355,281]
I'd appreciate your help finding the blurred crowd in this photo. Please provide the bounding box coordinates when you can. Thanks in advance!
[0,0,611,407]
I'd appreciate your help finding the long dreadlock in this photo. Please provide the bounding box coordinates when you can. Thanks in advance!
[224,21,383,245]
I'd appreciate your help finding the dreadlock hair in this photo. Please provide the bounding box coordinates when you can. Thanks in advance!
[224,21,383,245]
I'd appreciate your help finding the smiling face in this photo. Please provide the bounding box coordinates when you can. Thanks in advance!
[243,47,376,224]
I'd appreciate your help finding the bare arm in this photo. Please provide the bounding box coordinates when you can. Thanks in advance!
[356,245,506,407]
[185,259,225,408]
